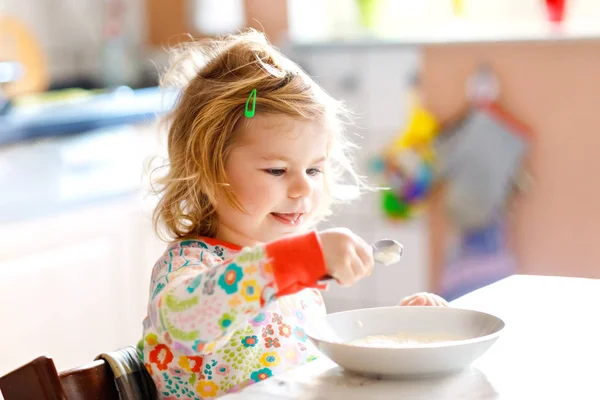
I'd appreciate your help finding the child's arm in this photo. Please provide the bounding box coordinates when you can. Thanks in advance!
[147,230,327,353]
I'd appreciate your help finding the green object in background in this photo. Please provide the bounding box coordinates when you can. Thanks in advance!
[381,189,411,219]
[356,0,382,29]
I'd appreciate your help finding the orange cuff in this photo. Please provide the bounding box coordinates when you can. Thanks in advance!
[266,230,327,297]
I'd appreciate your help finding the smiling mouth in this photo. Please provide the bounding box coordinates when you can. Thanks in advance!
[271,212,304,225]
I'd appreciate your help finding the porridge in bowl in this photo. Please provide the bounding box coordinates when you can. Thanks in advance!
[348,331,467,348]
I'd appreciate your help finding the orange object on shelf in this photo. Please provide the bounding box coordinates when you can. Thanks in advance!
[0,15,49,97]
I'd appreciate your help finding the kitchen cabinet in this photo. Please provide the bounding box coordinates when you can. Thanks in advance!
[0,197,166,375]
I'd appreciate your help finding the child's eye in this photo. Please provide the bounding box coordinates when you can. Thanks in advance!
[264,168,285,176]
[306,167,323,176]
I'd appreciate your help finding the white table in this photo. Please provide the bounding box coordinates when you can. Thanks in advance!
[223,275,600,399]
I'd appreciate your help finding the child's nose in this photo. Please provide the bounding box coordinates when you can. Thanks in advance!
[288,173,312,199]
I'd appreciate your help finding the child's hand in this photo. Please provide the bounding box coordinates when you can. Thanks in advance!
[318,228,374,286]
[398,292,449,307]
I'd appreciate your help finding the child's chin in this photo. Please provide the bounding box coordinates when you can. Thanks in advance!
[269,226,308,240]
[280,229,303,237]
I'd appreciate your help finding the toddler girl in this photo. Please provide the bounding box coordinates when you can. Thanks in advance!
[140,30,447,400]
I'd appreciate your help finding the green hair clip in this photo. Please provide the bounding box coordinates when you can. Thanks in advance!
[245,89,257,118]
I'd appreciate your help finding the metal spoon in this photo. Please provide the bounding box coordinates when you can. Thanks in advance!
[318,239,404,284]
[372,239,404,266]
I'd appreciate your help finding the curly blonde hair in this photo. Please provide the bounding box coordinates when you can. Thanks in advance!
[152,29,365,241]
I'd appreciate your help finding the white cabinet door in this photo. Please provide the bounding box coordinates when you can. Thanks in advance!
[0,236,129,374]
[0,200,148,375]
[294,48,370,130]
[364,48,422,137]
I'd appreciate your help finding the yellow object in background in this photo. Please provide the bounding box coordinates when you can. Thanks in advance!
[390,105,440,161]
[452,0,464,16]
[0,14,49,97]
[12,88,101,109]
[356,0,383,29]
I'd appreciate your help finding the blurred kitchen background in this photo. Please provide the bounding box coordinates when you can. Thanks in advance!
[2,0,600,376]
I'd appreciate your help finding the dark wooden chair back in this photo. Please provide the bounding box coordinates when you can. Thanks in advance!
[0,356,119,400]
[60,359,119,399]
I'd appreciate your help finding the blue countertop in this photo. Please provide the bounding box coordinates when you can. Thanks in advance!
[0,86,177,146]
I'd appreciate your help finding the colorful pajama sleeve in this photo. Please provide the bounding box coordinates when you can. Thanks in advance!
[147,230,327,353]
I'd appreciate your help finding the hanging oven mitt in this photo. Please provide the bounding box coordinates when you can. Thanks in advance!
[434,106,530,231]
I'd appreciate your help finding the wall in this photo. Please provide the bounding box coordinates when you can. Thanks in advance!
[145,0,288,47]
[287,0,600,43]
[1,0,146,84]
[1,0,287,86]
[421,39,600,292]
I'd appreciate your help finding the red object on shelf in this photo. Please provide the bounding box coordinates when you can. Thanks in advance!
[544,0,567,23]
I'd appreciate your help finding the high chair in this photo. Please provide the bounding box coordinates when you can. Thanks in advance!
[0,356,118,399]
[0,347,156,400]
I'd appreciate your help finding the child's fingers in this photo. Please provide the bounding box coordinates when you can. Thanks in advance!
[349,249,368,283]
[354,241,374,277]
[398,292,449,307]
[398,293,421,306]
[427,293,449,306]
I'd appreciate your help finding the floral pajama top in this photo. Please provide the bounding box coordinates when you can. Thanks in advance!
[139,231,329,399]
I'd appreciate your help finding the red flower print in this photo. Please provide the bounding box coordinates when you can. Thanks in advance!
[224,270,236,284]
[278,324,292,338]
[264,337,280,348]
[195,372,206,381]
[149,344,174,371]
[272,313,283,324]
[262,324,274,338]
[183,356,204,373]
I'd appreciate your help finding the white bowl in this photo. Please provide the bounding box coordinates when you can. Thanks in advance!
[305,306,504,378]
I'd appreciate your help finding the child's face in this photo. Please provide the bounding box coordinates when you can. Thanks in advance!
[214,114,328,246]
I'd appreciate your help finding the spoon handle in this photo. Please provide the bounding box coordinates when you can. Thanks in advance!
[317,275,334,285]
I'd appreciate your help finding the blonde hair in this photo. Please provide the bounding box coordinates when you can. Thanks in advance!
[152,29,365,241]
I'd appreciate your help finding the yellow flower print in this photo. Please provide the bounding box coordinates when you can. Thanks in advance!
[205,341,218,353]
[241,280,260,302]
[244,264,258,274]
[228,295,242,307]
[284,347,300,364]
[178,355,204,373]
[261,262,273,277]
[197,380,219,397]
[145,333,158,345]
[259,352,281,367]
